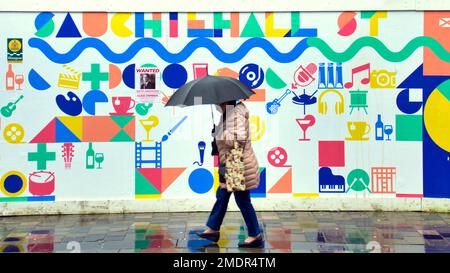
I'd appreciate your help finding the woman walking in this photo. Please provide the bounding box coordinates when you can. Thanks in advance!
[196,100,264,248]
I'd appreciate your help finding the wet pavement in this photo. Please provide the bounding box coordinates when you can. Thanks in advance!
[1,211,450,253]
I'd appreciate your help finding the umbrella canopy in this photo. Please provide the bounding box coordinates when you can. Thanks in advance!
[165,75,255,107]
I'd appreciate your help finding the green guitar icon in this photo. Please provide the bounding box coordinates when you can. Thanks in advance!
[1,95,24,118]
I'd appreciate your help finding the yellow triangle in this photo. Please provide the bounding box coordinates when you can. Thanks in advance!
[57,116,83,141]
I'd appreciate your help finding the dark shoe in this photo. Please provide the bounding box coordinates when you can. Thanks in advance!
[196,230,220,242]
[238,234,264,248]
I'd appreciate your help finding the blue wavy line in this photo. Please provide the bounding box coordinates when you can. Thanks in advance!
[28,37,309,64]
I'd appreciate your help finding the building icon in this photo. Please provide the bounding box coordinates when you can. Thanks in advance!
[371,167,396,193]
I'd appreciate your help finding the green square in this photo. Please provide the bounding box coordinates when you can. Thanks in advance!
[134,240,150,249]
[396,115,423,141]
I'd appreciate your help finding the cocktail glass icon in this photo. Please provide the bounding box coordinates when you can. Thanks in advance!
[295,115,316,141]
[140,115,159,142]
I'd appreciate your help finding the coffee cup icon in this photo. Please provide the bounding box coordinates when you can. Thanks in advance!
[111,97,135,116]
[346,121,370,141]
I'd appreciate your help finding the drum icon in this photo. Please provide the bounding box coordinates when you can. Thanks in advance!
[29,171,55,196]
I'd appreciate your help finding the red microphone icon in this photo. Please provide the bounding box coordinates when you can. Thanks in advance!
[292,63,317,89]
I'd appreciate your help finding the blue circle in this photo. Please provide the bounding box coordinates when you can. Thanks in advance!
[239,63,265,89]
[2,245,20,253]
[4,175,23,194]
[189,168,213,194]
[163,64,187,88]
[82,90,108,115]
[35,12,54,30]
[123,64,135,89]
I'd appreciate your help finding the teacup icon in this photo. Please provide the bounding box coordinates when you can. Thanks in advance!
[345,121,370,141]
[110,97,135,116]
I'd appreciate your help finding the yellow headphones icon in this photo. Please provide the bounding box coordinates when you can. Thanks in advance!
[318,89,344,114]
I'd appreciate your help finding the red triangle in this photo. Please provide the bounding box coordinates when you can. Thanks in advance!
[161,168,185,192]
[30,118,56,143]
[268,168,292,193]
[137,168,162,192]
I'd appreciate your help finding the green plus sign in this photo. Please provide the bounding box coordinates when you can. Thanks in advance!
[28,144,56,170]
[82,63,109,89]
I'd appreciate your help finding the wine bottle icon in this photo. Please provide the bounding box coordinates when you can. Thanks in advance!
[86,142,95,169]
[6,64,15,91]
[375,114,384,141]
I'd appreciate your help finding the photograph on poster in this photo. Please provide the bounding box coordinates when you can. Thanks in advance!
[136,67,161,103]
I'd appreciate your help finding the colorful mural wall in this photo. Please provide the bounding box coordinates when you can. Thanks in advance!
[0,11,450,209]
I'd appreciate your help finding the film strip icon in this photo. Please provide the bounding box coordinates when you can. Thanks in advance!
[135,141,162,168]
[134,116,187,169]
[58,64,81,90]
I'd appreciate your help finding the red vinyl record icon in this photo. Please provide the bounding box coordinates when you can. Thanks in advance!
[267,147,290,167]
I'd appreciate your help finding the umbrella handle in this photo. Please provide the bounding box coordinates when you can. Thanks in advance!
[210,105,215,125]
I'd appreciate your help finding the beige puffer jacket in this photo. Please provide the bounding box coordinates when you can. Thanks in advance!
[214,102,260,190]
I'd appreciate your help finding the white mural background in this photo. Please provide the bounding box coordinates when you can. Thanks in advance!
[0,11,449,213]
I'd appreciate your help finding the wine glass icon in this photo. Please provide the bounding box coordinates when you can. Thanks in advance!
[295,115,316,141]
[384,125,393,141]
[140,115,159,142]
[95,153,104,169]
[15,74,24,90]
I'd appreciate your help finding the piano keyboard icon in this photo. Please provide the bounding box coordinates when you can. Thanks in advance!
[318,167,346,193]
[58,64,81,90]
[319,184,345,193]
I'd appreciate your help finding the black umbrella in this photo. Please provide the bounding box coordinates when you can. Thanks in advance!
[165,75,255,107]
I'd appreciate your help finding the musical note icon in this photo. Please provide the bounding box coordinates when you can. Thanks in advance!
[193,141,206,166]
[344,63,371,89]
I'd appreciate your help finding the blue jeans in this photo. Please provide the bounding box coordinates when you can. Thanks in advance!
[206,186,261,237]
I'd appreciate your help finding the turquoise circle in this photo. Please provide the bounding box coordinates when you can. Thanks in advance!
[189,168,213,194]
[346,169,370,192]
